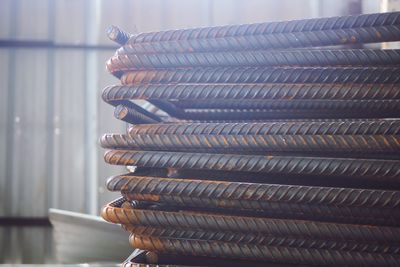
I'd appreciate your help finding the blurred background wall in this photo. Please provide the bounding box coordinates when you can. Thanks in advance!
[0,0,383,263]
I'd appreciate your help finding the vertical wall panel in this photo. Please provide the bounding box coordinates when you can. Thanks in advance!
[0,50,10,217]
[52,51,86,213]
[54,0,86,44]
[0,0,13,38]
[161,0,210,29]
[10,50,49,217]
[15,0,49,40]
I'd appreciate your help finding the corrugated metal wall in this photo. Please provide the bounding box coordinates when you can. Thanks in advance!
[0,0,379,263]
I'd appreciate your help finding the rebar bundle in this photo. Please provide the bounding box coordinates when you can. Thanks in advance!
[100,11,400,267]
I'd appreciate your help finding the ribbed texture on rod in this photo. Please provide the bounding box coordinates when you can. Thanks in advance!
[114,104,160,124]
[102,83,400,102]
[127,121,400,135]
[124,226,400,254]
[122,25,400,53]
[109,178,400,225]
[158,109,400,120]
[130,235,400,267]
[107,25,131,45]
[118,133,400,153]
[127,12,400,44]
[122,199,398,226]
[108,49,400,72]
[102,11,400,266]
[120,67,400,85]
[105,99,162,122]
[103,150,400,181]
[102,199,400,243]
[107,175,400,208]
[172,99,400,111]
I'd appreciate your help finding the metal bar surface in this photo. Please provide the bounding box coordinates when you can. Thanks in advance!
[102,150,400,181]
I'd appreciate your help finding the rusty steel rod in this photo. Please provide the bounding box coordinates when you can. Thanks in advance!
[102,83,400,102]
[125,12,400,44]
[107,175,400,208]
[121,25,400,54]
[164,168,400,189]
[104,98,162,123]
[127,121,400,135]
[122,248,289,267]
[120,199,399,226]
[171,99,400,111]
[118,132,400,153]
[106,176,400,225]
[114,104,160,124]
[120,67,400,85]
[107,25,131,45]
[102,198,400,243]
[147,99,186,118]
[102,150,400,181]
[108,49,400,72]
[159,109,400,120]
[124,225,400,255]
[130,235,400,267]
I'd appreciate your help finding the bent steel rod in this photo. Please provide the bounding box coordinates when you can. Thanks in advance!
[102,198,400,243]
[106,177,400,225]
[121,25,400,53]
[105,98,162,122]
[127,120,400,135]
[130,235,400,267]
[102,150,400,181]
[124,225,400,254]
[125,12,400,44]
[106,133,400,153]
[107,175,400,208]
[107,25,131,45]
[108,49,400,72]
[114,104,160,124]
[120,67,400,85]
[102,83,400,102]
[159,109,400,120]
[170,99,400,111]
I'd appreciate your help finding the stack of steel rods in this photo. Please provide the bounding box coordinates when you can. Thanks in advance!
[101,11,400,267]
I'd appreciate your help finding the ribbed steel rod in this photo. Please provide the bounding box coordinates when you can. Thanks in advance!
[120,67,400,85]
[104,98,162,123]
[171,99,400,111]
[108,49,400,72]
[103,150,400,181]
[130,235,400,267]
[111,176,400,225]
[114,104,160,124]
[107,175,400,208]
[163,109,400,120]
[166,169,400,190]
[124,225,400,254]
[121,25,400,54]
[122,197,398,226]
[148,99,185,118]
[102,83,400,103]
[103,134,400,153]
[107,25,131,45]
[126,12,400,44]
[102,199,400,243]
[121,248,299,267]
[107,176,400,225]
[128,120,400,135]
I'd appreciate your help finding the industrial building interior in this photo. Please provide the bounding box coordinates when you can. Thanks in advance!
[0,0,399,266]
